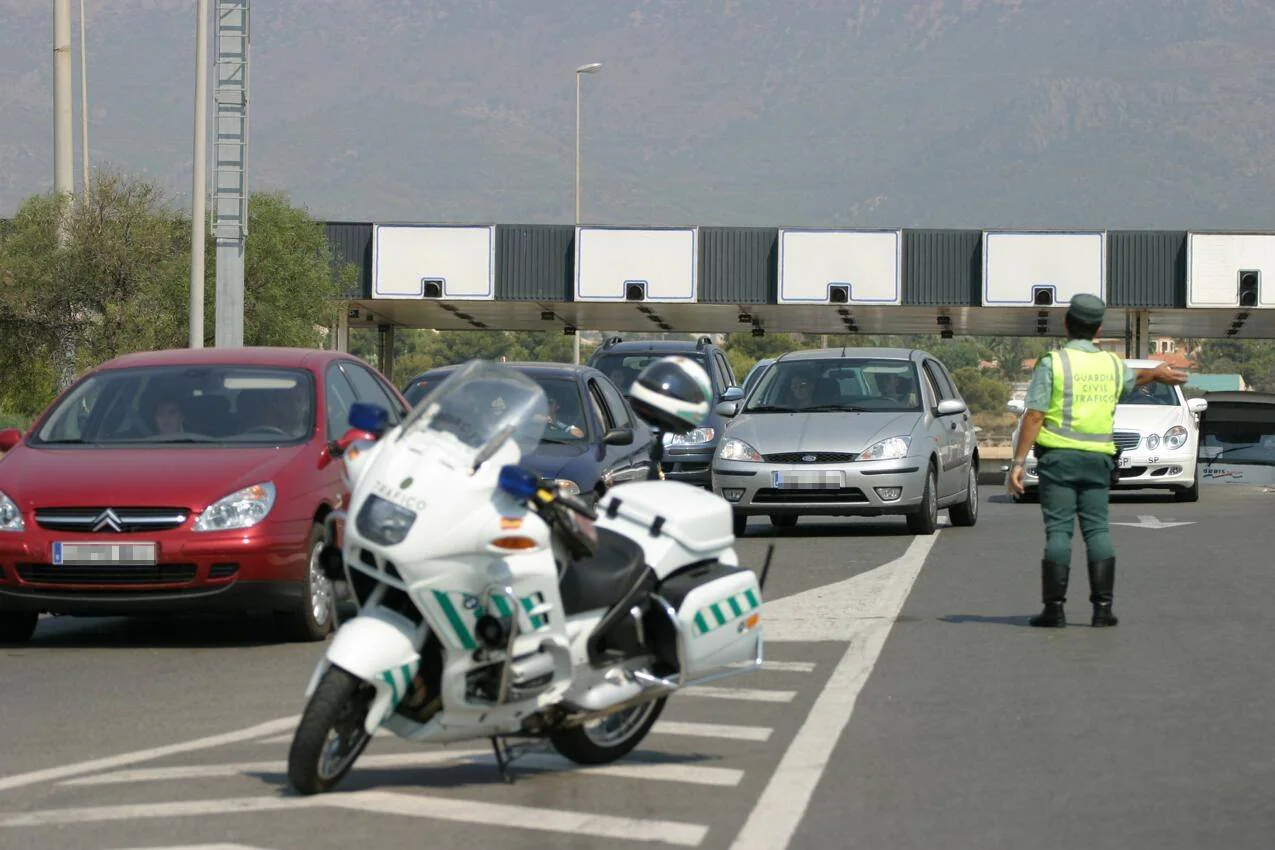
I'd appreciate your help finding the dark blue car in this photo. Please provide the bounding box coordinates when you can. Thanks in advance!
[402,363,655,506]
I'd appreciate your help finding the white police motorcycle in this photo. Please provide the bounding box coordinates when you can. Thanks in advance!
[287,357,769,794]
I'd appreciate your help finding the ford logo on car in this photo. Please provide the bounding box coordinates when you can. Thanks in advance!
[802,454,816,463]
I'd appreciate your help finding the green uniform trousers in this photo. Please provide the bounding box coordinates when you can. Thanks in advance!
[1036,447,1116,565]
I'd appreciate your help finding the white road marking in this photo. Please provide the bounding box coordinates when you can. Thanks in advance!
[110,845,276,850]
[729,531,940,850]
[0,791,708,847]
[0,715,300,794]
[653,721,773,742]
[680,686,796,703]
[63,747,743,788]
[729,659,816,673]
[761,533,938,642]
[330,789,708,846]
[0,796,315,827]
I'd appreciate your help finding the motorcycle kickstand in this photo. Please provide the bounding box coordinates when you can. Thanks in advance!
[490,737,516,784]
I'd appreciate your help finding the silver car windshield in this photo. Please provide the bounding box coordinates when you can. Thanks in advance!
[744,358,923,413]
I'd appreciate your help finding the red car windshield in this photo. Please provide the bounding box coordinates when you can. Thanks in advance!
[29,365,316,446]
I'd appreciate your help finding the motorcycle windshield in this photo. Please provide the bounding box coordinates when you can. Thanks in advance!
[396,360,549,462]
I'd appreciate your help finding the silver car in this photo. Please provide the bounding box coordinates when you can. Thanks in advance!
[711,347,980,535]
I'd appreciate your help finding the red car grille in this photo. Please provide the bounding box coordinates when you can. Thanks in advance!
[34,507,190,534]
[16,563,198,584]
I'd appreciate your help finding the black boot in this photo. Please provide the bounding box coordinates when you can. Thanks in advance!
[1029,559,1069,627]
[1089,557,1118,627]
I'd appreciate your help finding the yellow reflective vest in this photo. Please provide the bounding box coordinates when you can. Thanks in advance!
[1035,348,1125,454]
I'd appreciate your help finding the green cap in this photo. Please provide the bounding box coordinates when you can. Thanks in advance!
[1066,293,1106,326]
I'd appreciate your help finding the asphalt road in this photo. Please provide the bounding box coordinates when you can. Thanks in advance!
[1,482,1272,849]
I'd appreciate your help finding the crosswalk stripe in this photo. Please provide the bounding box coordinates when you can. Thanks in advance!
[61,748,743,788]
[334,789,708,846]
[681,686,796,703]
[729,660,816,673]
[0,791,709,846]
[652,721,773,742]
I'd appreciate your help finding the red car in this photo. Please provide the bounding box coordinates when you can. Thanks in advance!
[0,347,410,644]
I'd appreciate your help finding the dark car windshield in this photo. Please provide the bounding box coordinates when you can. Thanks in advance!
[746,358,923,413]
[30,365,316,447]
[591,352,710,395]
[1119,381,1180,406]
[405,373,590,443]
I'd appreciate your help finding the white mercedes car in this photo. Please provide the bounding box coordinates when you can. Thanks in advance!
[1005,359,1207,502]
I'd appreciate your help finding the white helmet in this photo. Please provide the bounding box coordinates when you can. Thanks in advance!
[626,356,713,434]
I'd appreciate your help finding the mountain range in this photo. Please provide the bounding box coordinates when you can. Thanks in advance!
[4,0,1275,230]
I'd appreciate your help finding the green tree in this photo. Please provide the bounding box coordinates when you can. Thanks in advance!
[950,366,1013,416]
[0,173,359,418]
[0,171,191,416]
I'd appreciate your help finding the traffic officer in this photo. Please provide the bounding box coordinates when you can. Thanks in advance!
[1007,294,1187,628]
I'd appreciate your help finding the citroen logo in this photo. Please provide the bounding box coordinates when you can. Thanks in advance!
[802,454,816,463]
[92,508,123,533]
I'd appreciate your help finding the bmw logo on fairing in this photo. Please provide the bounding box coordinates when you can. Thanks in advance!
[802,455,816,463]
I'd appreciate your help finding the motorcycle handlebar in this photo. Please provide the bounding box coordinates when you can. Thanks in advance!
[556,490,597,521]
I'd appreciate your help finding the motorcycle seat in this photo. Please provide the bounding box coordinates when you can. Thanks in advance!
[559,526,649,616]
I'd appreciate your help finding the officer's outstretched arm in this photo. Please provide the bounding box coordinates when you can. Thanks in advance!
[1134,362,1189,387]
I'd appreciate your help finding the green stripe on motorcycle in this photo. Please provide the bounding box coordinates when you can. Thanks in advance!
[744,589,760,609]
[432,591,477,650]
[694,611,710,635]
[520,595,545,630]
[381,670,399,706]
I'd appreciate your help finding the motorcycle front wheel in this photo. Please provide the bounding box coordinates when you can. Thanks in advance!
[287,666,376,795]
[549,696,667,765]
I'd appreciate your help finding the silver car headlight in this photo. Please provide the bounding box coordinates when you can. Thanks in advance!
[0,490,24,533]
[193,482,276,532]
[858,436,911,462]
[1163,425,1189,451]
[665,427,716,446]
[355,493,417,546]
[718,437,762,462]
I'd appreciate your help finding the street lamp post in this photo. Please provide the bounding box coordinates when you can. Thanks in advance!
[573,62,602,365]
[190,0,209,349]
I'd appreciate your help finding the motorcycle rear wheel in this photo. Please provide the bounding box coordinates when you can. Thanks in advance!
[287,666,376,795]
[549,696,667,765]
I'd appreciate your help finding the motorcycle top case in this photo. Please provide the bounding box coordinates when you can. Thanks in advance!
[596,480,735,570]
[653,558,762,679]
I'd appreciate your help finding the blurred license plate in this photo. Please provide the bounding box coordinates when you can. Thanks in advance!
[53,542,157,565]
[1117,455,1131,468]
[773,470,843,489]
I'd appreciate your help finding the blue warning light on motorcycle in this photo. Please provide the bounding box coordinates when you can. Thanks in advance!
[498,465,539,500]
[348,402,389,435]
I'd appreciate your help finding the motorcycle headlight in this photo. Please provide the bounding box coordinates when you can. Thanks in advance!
[193,482,276,532]
[665,428,716,446]
[1163,425,1188,450]
[718,437,762,462]
[857,436,911,462]
[355,494,416,546]
[0,490,24,533]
